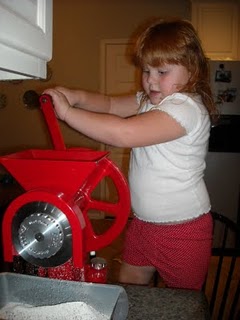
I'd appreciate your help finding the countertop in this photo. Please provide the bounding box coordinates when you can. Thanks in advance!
[124,285,210,320]
[0,272,210,319]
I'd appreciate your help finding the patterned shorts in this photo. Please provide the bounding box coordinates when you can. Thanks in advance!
[122,213,213,290]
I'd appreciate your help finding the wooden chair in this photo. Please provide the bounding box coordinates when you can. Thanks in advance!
[203,211,240,320]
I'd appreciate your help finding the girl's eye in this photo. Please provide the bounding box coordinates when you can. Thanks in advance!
[142,70,149,74]
[158,70,166,75]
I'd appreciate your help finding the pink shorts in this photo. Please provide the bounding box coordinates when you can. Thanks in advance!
[122,213,213,290]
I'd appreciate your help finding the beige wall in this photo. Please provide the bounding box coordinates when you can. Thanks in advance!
[0,0,190,155]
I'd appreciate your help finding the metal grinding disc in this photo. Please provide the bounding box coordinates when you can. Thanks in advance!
[12,201,72,267]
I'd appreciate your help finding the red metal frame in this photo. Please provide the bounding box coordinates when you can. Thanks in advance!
[1,94,131,269]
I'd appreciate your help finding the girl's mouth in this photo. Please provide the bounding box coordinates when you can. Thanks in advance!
[149,91,163,104]
[149,90,161,98]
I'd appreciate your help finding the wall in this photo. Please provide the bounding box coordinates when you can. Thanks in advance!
[0,0,190,155]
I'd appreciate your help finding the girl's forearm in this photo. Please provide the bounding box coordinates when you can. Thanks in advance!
[64,106,127,147]
[54,87,111,113]
[73,90,111,114]
[72,90,138,118]
[55,87,138,118]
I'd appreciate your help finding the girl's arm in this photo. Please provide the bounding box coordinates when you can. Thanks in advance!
[43,89,186,148]
[52,86,139,118]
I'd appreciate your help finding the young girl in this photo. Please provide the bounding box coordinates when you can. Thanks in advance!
[44,18,218,290]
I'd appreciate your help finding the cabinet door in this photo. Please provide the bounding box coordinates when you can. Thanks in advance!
[191,1,240,60]
[0,0,52,80]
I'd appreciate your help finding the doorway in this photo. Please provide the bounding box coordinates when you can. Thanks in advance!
[100,39,140,211]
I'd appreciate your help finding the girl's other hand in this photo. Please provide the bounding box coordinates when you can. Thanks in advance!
[43,88,71,121]
[54,86,81,107]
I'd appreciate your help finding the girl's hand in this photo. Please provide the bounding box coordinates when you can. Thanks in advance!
[43,88,71,121]
[53,86,81,107]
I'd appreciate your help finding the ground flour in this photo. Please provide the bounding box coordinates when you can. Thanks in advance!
[0,301,109,320]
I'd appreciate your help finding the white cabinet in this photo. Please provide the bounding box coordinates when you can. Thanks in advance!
[0,0,52,80]
[191,0,240,60]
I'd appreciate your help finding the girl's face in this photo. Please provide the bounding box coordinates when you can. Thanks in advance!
[141,63,190,105]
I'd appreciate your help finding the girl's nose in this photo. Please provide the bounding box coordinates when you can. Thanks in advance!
[147,72,158,84]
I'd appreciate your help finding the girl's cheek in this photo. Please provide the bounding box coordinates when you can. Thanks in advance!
[142,82,148,92]
[142,75,148,85]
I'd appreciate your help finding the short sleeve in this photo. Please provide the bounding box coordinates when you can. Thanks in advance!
[152,93,202,133]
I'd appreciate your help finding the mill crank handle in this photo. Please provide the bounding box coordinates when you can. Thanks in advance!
[39,94,66,151]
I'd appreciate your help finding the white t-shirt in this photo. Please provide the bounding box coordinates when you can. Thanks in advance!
[129,92,211,223]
